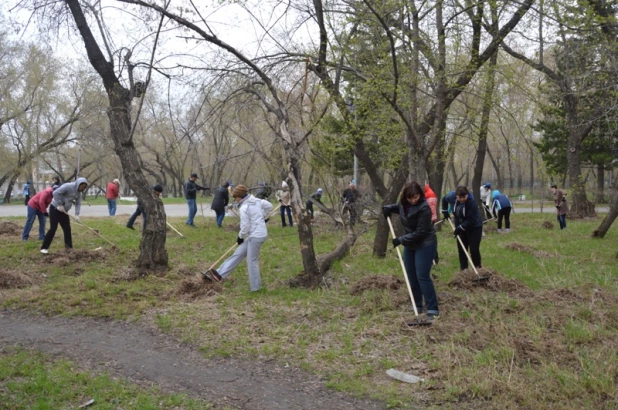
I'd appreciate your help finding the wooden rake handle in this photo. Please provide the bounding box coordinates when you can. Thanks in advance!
[447,218,480,277]
[63,212,117,248]
[166,222,185,238]
[386,216,420,318]
[208,243,238,271]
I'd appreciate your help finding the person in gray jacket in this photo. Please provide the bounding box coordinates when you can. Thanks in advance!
[382,182,439,321]
[40,177,88,254]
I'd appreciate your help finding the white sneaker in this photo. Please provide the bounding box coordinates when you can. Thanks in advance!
[505,229,510,233]
[497,229,502,233]
[40,249,48,254]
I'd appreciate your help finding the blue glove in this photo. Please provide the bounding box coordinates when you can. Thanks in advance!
[453,226,464,236]
[392,238,401,248]
[237,237,244,245]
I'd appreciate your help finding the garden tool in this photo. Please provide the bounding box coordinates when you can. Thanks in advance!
[386,216,432,327]
[199,243,238,281]
[447,218,490,282]
[62,211,117,248]
[166,221,185,238]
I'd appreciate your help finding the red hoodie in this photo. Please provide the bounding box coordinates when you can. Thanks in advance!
[27,187,53,214]
[106,182,119,200]
[424,184,438,223]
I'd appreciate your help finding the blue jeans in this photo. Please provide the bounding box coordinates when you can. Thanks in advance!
[402,242,439,315]
[215,209,225,227]
[557,214,567,229]
[186,199,197,225]
[127,205,146,231]
[22,205,46,240]
[107,199,117,216]
[280,205,293,227]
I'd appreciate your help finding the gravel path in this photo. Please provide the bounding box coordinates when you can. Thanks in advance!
[0,309,386,410]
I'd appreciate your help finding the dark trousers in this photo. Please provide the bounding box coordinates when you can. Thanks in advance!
[305,200,314,217]
[127,205,146,230]
[403,242,439,314]
[497,207,512,229]
[483,205,492,220]
[456,226,482,270]
[41,205,72,250]
[280,205,293,227]
[557,214,567,229]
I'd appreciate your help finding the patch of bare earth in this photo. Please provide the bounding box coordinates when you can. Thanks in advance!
[542,221,554,229]
[0,221,21,236]
[0,269,41,289]
[172,276,224,301]
[39,248,110,267]
[350,275,410,308]
[505,242,556,258]
[448,269,533,297]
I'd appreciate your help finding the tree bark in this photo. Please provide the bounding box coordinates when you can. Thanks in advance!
[65,0,167,272]
[593,188,618,237]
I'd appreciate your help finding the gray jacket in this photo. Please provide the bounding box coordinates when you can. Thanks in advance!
[51,177,88,215]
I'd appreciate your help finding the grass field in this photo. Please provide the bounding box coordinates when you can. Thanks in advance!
[1,213,617,409]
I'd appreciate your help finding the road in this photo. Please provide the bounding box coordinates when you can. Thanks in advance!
[0,202,609,217]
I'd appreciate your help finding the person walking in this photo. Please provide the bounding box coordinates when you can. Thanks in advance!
[480,183,493,219]
[22,187,53,242]
[551,184,569,230]
[211,181,230,228]
[126,185,163,231]
[184,173,208,227]
[40,177,88,254]
[491,190,513,233]
[452,186,483,270]
[205,185,273,292]
[305,188,323,218]
[383,182,439,321]
[23,180,32,205]
[106,179,120,216]
[342,181,360,224]
[276,181,293,227]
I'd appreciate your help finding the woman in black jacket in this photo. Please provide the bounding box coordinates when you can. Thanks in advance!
[383,182,439,320]
[452,186,483,270]
[211,181,230,228]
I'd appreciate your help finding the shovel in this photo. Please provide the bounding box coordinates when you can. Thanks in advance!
[199,243,237,281]
[447,218,489,282]
[386,216,432,327]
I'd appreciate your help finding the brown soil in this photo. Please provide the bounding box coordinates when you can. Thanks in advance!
[40,248,110,266]
[484,224,498,232]
[173,276,224,300]
[0,221,21,236]
[448,269,533,297]
[542,221,554,229]
[224,224,240,232]
[350,275,403,295]
[505,242,555,258]
[0,269,40,289]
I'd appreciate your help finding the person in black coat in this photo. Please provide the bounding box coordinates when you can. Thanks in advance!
[383,182,440,321]
[452,186,483,270]
[211,181,230,228]
[184,173,208,227]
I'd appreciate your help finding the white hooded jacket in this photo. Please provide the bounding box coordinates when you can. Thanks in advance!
[51,177,88,215]
[238,194,273,239]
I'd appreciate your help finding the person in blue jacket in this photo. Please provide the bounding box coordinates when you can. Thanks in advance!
[383,182,439,321]
[452,186,483,270]
[491,190,513,233]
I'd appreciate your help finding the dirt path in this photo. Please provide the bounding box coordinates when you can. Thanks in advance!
[0,309,385,409]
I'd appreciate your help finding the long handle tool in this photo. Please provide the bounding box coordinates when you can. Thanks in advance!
[387,216,432,327]
[447,218,489,282]
[199,243,238,280]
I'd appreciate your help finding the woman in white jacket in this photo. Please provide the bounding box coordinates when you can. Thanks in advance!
[205,184,273,291]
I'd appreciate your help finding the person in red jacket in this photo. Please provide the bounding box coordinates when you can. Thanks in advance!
[424,183,440,264]
[106,179,120,216]
[22,187,53,241]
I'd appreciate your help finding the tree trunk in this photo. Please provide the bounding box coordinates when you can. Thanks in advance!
[593,189,617,237]
[596,163,605,203]
[65,0,167,272]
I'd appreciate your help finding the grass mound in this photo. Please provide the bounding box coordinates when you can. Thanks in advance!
[350,275,403,295]
[448,268,533,296]
[0,221,21,236]
[174,276,223,300]
[0,269,39,289]
[505,242,555,258]
[40,248,110,266]
[542,221,554,229]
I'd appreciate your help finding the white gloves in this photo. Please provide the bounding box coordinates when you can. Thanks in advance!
[56,205,65,213]
[74,215,80,223]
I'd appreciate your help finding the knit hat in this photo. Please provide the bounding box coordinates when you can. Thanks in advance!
[113,178,120,185]
[152,184,163,193]
[232,184,248,198]
[317,188,323,193]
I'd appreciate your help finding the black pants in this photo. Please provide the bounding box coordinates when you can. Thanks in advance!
[41,205,72,250]
[483,205,492,220]
[456,226,482,270]
[497,207,512,229]
[127,205,146,230]
[305,200,314,217]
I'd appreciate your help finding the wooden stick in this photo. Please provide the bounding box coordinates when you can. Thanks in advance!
[386,216,420,318]
[447,218,482,278]
[207,243,237,271]
[65,212,117,248]
[166,221,185,238]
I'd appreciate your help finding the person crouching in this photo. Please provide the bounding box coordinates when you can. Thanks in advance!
[204,185,273,291]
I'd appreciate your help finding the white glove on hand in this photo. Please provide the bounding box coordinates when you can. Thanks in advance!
[56,205,65,213]
[74,215,80,223]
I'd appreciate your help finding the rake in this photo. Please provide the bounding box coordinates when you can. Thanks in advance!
[166,221,185,238]
[199,243,237,281]
[386,216,432,327]
[447,218,490,282]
